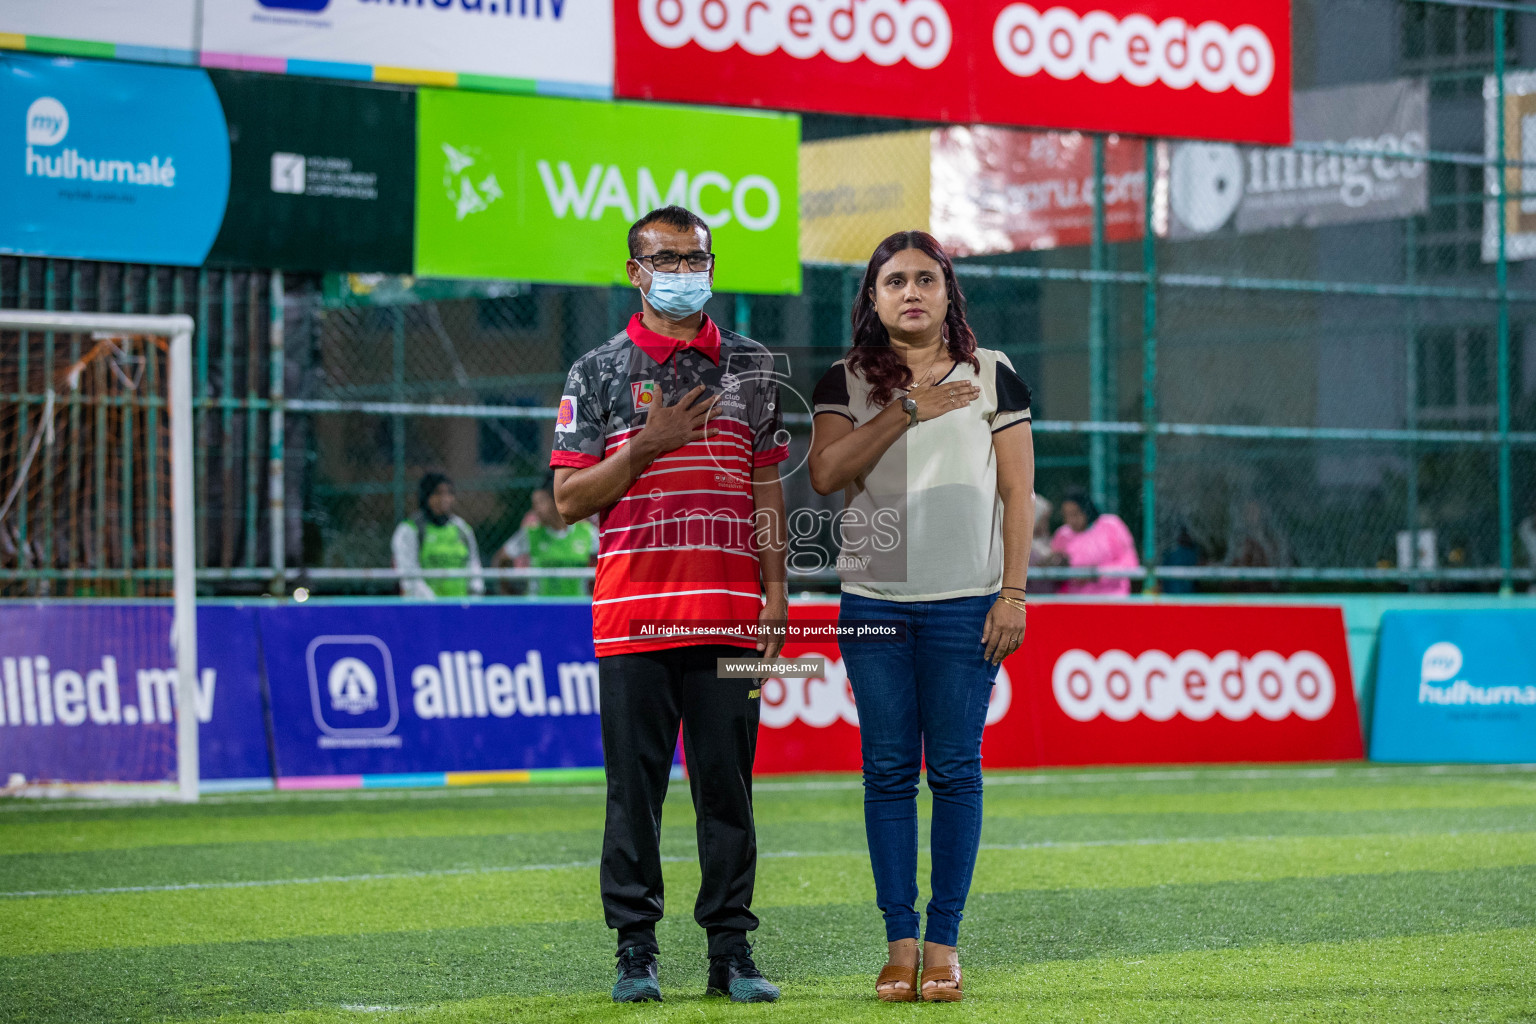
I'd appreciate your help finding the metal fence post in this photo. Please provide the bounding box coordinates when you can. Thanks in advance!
[735,293,752,338]
[1141,139,1159,593]
[268,271,286,593]
[1404,214,1421,592]
[392,306,407,530]
[1496,11,1514,595]
[1089,134,1109,510]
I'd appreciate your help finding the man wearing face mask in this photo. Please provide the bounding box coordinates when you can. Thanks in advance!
[549,206,788,1004]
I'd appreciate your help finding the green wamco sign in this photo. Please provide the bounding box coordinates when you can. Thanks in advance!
[415,91,800,294]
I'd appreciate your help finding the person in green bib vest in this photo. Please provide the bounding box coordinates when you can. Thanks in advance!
[391,472,485,599]
[494,480,597,596]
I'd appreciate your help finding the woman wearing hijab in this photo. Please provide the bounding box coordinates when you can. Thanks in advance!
[1049,489,1138,596]
[390,472,485,599]
[808,230,1035,1003]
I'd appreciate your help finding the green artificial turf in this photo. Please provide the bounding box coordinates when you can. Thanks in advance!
[2,764,1534,1023]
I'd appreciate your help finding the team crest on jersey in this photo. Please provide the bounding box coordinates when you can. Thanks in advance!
[555,395,576,432]
[631,380,658,412]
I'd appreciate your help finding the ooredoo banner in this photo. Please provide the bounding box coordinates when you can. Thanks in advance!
[415,89,800,293]
[0,52,230,264]
[617,0,1292,145]
[759,602,1362,772]
[1370,610,1536,763]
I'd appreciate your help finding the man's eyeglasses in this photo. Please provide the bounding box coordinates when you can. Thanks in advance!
[637,250,715,273]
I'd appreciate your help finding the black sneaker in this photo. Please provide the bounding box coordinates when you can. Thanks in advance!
[706,950,781,1003]
[612,948,662,1003]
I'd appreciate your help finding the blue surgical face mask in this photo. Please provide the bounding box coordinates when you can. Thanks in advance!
[641,266,712,320]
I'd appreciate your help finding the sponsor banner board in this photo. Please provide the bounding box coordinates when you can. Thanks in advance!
[1167,78,1427,239]
[0,605,271,783]
[198,0,611,95]
[0,0,198,60]
[255,603,603,778]
[1370,610,1536,763]
[1484,71,1536,263]
[932,127,1144,255]
[617,0,1292,146]
[757,603,1362,773]
[800,130,930,263]
[208,71,415,272]
[800,127,1145,262]
[415,90,800,293]
[0,53,230,264]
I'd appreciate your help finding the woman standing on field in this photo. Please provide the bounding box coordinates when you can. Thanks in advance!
[808,230,1036,1004]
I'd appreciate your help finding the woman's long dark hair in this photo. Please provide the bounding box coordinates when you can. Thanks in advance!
[848,230,980,408]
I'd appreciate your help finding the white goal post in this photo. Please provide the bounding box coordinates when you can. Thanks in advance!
[0,310,200,801]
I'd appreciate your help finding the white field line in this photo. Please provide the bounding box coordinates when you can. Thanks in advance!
[3,763,1534,814]
[3,825,1532,901]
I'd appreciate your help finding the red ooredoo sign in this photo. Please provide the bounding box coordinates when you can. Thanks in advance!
[615,0,1293,145]
[756,602,1362,774]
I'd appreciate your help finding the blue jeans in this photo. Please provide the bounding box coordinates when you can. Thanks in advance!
[839,591,1000,947]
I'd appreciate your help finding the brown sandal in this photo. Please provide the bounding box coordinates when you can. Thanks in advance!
[876,962,920,1002]
[920,962,963,1002]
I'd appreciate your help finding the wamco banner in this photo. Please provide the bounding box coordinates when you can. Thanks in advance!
[208,71,415,272]
[0,52,230,264]
[1166,78,1427,238]
[1370,610,1536,763]
[617,0,1292,145]
[415,90,800,293]
[199,0,611,95]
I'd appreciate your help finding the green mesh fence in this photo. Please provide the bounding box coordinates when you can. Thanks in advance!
[2,0,1534,594]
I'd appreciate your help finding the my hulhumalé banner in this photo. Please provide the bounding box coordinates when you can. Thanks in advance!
[0,52,230,265]
[414,90,800,294]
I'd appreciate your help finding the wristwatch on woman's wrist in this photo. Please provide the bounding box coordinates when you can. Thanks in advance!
[901,396,918,427]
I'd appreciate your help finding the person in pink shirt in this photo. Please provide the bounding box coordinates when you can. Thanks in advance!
[1049,490,1139,596]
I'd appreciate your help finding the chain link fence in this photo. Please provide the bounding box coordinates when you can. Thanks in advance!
[2,0,1534,594]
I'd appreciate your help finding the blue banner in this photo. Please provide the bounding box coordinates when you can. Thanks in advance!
[0,604,270,783]
[0,53,230,264]
[1370,610,1536,763]
[255,603,602,779]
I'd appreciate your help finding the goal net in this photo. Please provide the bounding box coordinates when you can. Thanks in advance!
[0,311,199,801]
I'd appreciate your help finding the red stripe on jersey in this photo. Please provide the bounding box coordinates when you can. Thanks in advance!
[753,444,790,467]
[596,547,761,588]
[550,450,599,469]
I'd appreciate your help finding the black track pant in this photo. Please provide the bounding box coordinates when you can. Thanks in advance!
[598,644,760,958]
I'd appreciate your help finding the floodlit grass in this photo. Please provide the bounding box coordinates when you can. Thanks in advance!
[2,764,1534,1022]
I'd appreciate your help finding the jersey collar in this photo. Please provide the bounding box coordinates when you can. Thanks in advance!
[626,312,721,365]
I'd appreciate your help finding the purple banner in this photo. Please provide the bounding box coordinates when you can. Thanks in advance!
[256,603,603,779]
[0,604,270,783]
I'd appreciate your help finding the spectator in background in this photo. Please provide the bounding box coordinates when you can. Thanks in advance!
[1049,490,1138,596]
[1519,495,1536,593]
[1159,521,1203,594]
[1028,493,1058,595]
[1224,497,1288,592]
[391,472,484,599]
[494,477,597,596]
